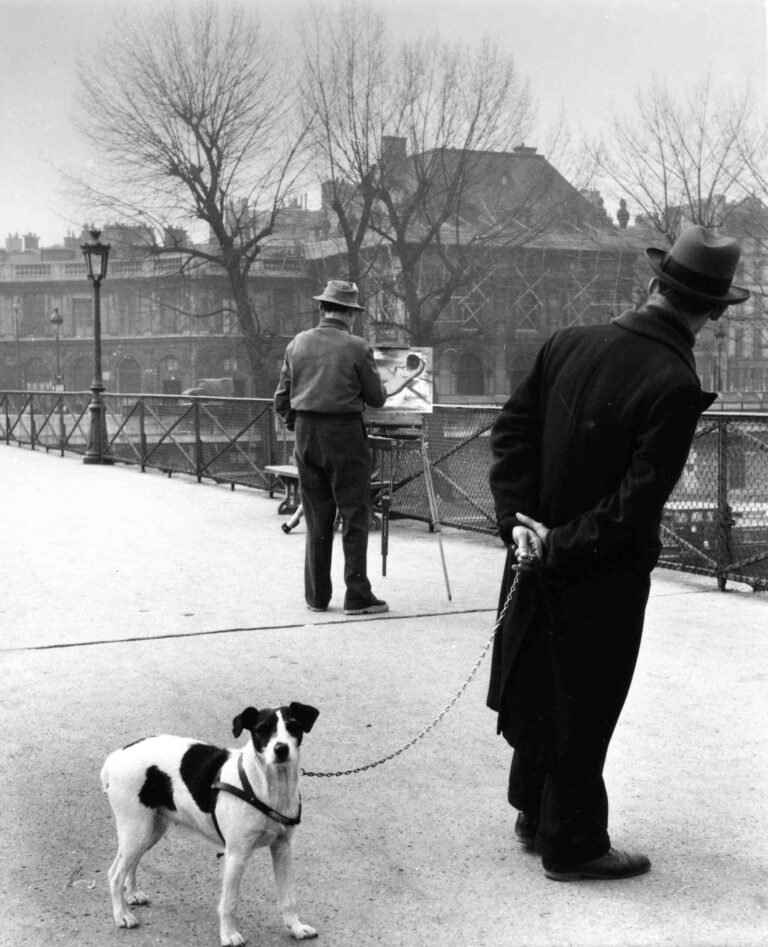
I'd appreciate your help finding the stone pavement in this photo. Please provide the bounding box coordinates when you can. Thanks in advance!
[1,446,766,946]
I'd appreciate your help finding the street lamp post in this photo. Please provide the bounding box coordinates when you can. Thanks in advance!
[12,295,21,389]
[49,306,66,453]
[81,229,114,465]
[714,322,727,392]
[50,306,63,388]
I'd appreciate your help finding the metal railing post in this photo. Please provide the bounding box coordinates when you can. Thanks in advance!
[195,399,203,482]
[29,393,37,449]
[57,393,66,456]
[139,399,148,471]
[715,418,731,591]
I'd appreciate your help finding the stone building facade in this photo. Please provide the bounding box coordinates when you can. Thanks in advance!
[0,227,312,397]
[2,150,764,404]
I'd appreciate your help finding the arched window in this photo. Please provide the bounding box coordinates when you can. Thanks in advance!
[439,348,459,396]
[456,352,484,396]
[116,357,142,393]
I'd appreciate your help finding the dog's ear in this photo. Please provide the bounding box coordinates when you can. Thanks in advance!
[232,707,260,738]
[289,702,320,733]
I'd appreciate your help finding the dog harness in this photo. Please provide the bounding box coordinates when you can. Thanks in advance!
[210,755,302,845]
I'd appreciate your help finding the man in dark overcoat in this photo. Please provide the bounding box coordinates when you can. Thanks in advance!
[487,225,750,881]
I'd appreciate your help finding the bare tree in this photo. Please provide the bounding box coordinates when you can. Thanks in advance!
[594,77,768,393]
[76,1,308,393]
[300,5,606,346]
[299,2,392,308]
[595,76,753,243]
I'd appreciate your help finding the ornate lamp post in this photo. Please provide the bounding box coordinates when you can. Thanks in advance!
[50,306,63,388]
[49,305,66,451]
[81,229,114,464]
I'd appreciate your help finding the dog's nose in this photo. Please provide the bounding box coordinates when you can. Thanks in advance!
[274,742,289,761]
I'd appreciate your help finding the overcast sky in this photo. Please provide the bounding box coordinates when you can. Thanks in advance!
[0,0,765,246]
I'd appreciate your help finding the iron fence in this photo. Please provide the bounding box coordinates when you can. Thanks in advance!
[1,390,766,590]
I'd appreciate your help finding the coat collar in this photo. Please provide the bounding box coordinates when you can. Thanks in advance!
[317,317,351,332]
[612,307,717,409]
[612,307,697,373]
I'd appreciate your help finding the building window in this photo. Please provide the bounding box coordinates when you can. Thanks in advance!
[24,356,50,390]
[516,290,541,332]
[72,298,92,338]
[71,357,91,391]
[116,358,142,393]
[545,290,562,331]
[733,326,750,358]
[456,352,484,395]
[439,348,458,396]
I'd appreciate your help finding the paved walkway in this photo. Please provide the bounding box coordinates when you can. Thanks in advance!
[1,446,766,947]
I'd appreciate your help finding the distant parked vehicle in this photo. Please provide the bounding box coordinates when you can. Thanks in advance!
[663,500,768,552]
[181,377,235,399]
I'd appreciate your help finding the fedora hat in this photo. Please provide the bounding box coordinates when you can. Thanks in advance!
[313,279,365,311]
[645,225,750,305]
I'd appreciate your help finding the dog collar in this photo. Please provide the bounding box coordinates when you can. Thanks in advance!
[211,756,302,844]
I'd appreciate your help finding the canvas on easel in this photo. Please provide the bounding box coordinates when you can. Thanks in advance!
[365,345,450,599]
[366,346,433,428]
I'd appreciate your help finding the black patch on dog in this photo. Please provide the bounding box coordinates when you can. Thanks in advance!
[284,703,319,735]
[180,742,230,814]
[250,710,279,753]
[139,765,176,811]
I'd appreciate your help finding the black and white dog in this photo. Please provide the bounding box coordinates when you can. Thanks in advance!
[100,703,320,946]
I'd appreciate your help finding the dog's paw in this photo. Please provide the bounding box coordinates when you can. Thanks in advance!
[220,931,245,947]
[288,921,318,940]
[126,890,149,906]
[115,910,139,929]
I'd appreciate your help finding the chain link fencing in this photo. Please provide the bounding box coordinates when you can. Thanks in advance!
[1,390,766,590]
[658,415,768,590]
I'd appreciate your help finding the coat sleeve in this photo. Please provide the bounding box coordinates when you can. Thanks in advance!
[546,384,706,572]
[489,342,548,544]
[273,347,293,421]
[357,345,388,408]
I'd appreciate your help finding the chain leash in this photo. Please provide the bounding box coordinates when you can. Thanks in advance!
[301,569,520,778]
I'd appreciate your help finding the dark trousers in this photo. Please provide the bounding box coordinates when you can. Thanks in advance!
[294,415,373,608]
[507,571,650,867]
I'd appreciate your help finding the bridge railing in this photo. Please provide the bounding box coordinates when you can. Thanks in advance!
[1,390,766,590]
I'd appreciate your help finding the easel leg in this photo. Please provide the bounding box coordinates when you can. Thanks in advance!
[380,447,393,576]
[420,439,452,601]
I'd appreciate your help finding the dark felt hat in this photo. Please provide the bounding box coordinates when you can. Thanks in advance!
[645,225,750,305]
[312,279,365,311]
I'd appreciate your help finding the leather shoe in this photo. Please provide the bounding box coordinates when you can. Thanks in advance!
[544,847,651,881]
[514,812,537,851]
[343,596,389,615]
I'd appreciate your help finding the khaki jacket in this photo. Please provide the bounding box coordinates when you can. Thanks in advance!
[274,318,386,418]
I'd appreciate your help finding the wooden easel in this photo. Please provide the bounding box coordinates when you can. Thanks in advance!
[369,429,452,601]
